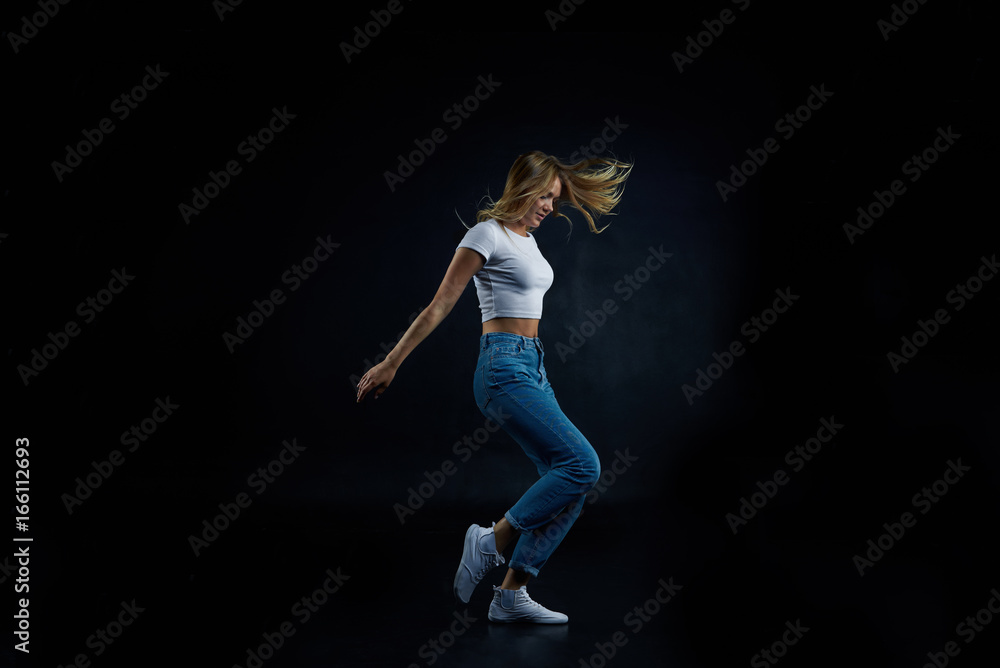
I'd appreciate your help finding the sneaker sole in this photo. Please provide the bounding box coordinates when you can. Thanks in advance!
[488,611,569,624]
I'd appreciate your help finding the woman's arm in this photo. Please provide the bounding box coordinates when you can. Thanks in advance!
[356,248,485,402]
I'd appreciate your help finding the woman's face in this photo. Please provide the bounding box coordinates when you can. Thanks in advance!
[519,177,562,228]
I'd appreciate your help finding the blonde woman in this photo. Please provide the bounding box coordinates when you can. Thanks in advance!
[357,150,631,622]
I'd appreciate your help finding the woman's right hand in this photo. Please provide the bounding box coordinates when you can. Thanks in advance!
[356,360,397,403]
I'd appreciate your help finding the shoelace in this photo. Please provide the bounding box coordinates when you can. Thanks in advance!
[519,591,544,610]
[475,552,504,581]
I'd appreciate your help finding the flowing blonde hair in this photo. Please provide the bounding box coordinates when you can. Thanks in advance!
[474,150,632,237]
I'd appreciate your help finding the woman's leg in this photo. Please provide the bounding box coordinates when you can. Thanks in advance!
[478,336,600,582]
[493,517,515,552]
[483,359,597,624]
[461,333,600,623]
[493,494,587,587]
[492,406,598,579]
[491,518,531,590]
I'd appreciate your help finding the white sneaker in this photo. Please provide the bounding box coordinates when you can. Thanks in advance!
[453,523,505,604]
[488,585,569,624]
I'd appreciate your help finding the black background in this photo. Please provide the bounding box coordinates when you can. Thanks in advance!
[3,1,999,666]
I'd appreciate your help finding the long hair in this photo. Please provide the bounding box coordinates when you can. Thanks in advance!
[474,150,632,237]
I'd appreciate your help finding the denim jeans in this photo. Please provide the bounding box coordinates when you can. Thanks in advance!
[474,332,601,577]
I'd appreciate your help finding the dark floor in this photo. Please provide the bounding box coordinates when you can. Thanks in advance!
[14,485,1000,668]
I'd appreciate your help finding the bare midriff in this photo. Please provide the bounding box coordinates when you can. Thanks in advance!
[483,317,540,338]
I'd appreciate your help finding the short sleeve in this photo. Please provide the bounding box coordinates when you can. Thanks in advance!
[456,221,497,263]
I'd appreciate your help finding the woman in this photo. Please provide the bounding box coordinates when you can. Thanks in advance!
[356,150,631,623]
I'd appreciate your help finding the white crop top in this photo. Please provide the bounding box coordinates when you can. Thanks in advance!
[455,219,554,322]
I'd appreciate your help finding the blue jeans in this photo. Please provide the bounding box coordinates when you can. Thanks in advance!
[474,332,601,577]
